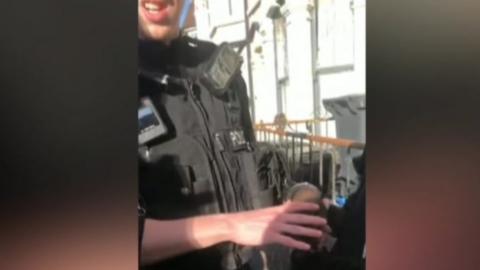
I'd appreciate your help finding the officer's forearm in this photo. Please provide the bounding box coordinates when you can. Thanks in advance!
[141,214,231,265]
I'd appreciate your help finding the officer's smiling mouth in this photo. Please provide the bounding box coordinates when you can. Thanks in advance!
[141,0,170,24]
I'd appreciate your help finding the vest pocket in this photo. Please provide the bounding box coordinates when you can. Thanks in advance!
[180,164,220,215]
[175,164,194,196]
[192,177,219,214]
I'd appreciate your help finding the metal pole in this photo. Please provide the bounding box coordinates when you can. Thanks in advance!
[312,0,321,135]
[243,0,256,124]
[272,18,282,114]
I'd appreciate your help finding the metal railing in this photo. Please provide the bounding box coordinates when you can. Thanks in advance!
[254,121,364,202]
[255,125,364,149]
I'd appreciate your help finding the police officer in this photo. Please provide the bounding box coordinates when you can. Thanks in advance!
[138,1,329,269]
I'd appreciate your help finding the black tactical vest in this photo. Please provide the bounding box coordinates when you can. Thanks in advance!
[138,37,265,270]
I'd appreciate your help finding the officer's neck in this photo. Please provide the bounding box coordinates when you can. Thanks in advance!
[139,37,183,71]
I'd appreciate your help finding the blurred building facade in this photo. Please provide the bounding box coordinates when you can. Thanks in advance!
[187,0,366,137]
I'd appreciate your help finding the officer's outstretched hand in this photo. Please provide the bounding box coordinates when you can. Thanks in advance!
[227,201,329,251]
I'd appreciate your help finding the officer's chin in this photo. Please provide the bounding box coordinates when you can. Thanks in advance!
[139,24,180,44]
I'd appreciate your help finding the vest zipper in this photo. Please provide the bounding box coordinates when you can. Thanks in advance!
[185,79,245,269]
[184,79,240,213]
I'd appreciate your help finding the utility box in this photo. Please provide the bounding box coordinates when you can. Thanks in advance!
[323,94,365,143]
[323,94,365,194]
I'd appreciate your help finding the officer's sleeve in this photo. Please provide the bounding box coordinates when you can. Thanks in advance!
[234,74,256,143]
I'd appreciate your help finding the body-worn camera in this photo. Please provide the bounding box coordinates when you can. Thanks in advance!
[199,42,243,97]
[138,97,167,145]
[288,182,326,217]
[287,183,334,253]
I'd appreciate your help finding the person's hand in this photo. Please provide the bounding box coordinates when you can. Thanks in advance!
[226,201,329,251]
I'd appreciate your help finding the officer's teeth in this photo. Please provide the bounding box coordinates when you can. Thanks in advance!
[145,3,160,11]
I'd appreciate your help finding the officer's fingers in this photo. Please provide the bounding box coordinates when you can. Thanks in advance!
[274,234,311,251]
[278,224,323,238]
[281,213,327,226]
[280,201,319,213]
